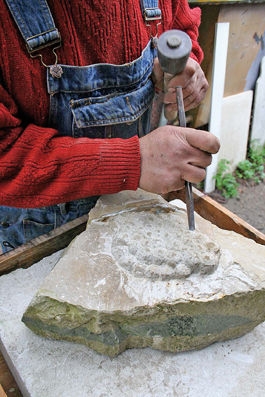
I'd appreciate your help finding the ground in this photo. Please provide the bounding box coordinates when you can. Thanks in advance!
[209,180,265,234]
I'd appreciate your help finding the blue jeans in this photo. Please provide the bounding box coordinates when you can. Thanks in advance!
[0,198,98,251]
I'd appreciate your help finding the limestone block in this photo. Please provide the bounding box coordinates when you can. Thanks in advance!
[217,91,253,172]
[22,190,265,356]
[250,56,265,147]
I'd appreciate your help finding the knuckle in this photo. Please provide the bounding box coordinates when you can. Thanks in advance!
[188,62,197,76]
[202,81,208,91]
[196,90,206,104]
[184,84,194,97]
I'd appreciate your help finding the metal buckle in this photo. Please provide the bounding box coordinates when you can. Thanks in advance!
[144,8,162,22]
[144,7,161,45]
[26,29,61,53]
[29,35,63,78]
[146,20,161,38]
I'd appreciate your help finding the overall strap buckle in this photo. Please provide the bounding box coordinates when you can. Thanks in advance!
[144,7,162,22]
[140,0,161,46]
[5,0,63,78]
[29,35,63,79]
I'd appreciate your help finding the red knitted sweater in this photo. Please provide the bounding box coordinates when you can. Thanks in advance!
[0,0,203,208]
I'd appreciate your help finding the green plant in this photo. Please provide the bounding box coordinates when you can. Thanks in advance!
[249,141,265,163]
[236,142,265,183]
[213,159,239,198]
[236,160,255,179]
[213,142,265,199]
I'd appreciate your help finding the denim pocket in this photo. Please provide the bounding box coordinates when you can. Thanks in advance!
[70,79,155,131]
[23,219,55,243]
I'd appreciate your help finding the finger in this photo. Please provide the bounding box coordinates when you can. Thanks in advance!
[181,164,206,184]
[189,151,213,168]
[167,74,193,93]
[163,89,178,104]
[178,128,220,154]
[163,78,196,104]
[183,84,208,111]
[167,62,196,90]
[164,76,208,111]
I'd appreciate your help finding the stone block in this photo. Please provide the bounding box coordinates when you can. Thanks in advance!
[217,91,253,172]
[22,190,265,356]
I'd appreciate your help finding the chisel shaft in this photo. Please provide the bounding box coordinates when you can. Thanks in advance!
[176,86,195,231]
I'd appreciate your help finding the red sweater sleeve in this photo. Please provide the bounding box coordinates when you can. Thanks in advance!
[0,85,141,208]
[170,0,203,64]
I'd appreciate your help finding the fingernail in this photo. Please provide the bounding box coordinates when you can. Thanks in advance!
[168,87,175,92]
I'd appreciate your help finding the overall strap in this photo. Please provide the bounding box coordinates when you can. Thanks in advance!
[4,0,60,53]
[140,0,161,43]
[140,0,161,21]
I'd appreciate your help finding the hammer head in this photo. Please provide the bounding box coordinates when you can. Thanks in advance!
[157,30,192,75]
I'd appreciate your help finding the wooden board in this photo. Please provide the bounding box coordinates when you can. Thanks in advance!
[167,187,265,245]
[0,214,89,277]
[0,383,7,397]
[0,352,22,397]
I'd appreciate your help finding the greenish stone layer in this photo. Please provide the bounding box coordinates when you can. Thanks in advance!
[22,289,265,356]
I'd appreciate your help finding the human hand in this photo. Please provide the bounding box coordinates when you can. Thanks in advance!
[138,125,220,195]
[152,57,208,112]
[164,57,208,112]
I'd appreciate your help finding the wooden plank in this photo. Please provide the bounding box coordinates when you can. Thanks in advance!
[168,187,265,245]
[0,351,22,397]
[0,214,89,276]
[0,384,7,397]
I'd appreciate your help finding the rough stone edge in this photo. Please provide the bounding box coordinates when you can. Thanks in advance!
[22,289,265,356]
[87,190,180,223]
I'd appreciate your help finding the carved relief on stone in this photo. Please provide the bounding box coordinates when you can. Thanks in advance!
[111,211,220,280]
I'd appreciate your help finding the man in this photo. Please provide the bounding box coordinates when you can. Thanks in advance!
[0,0,219,252]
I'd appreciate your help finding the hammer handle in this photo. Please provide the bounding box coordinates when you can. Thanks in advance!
[163,72,178,121]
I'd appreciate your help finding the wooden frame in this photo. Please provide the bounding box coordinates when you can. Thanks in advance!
[0,214,89,276]
[0,383,7,397]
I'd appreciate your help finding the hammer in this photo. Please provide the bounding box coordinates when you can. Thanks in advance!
[157,30,195,231]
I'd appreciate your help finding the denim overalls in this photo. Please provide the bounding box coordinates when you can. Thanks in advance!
[1,0,162,252]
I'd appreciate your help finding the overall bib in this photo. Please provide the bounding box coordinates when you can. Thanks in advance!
[0,0,161,252]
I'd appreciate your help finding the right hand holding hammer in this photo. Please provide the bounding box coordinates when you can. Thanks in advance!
[164,57,209,113]
[152,57,208,113]
[138,125,220,195]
